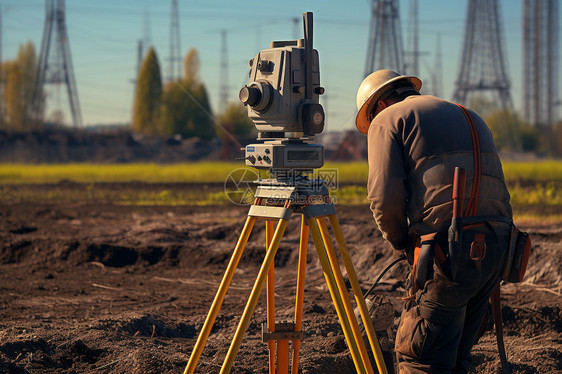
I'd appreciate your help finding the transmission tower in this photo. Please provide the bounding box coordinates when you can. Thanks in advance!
[132,11,152,89]
[32,0,82,128]
[135,40,143,82]
[523,0,559,154]
[143,8,151,56]
[219,30,229,114]
[406,0,419,76]
[168,0,181,80]
[433,35,443,98]
[0,6,3,128]
[138,9,151,63]
[364,0,405,76]
[452,0,519,149]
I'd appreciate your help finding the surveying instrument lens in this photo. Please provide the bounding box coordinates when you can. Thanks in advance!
[184,12,388,374]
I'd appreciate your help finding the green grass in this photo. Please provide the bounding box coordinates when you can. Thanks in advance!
[0,161,561,222]
[509,182,562,206]
[1,160,561,184]
[324,160,562,183]
[0,162,370,184]
[502,161,562,182]
[0,163,244,184]
[330,183,562,207]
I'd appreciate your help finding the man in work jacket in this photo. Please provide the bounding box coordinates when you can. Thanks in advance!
[355,69,512,373]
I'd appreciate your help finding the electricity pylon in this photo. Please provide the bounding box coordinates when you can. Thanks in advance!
[452,0,520,149]
[32,0,82,128]
[364,0,405,76]
[523,0,559,154]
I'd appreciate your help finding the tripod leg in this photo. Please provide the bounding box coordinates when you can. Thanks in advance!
[221,218,289,374]
[266,220,276,374]
[291,215,309,374]
[317,218,374,374]
[184,216,256,374]
[328,215,389,374]
[328,215,388,374]
[277,338,289,374]
[307,217,368,374]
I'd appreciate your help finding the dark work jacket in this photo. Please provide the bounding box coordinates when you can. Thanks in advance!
[367,95,512,252]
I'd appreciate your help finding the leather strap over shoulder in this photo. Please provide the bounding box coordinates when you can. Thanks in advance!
[455,104,481,217]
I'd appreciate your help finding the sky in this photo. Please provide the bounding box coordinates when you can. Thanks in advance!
[2,0,560,132]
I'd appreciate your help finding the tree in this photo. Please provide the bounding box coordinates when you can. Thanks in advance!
[554,121,562,156]
[184,48,200,84]
[160,82,195,137]
[215,102,254,159]
[2,42,39,130]
[216,102,256,139]
[132,47,162,134]
[518,123,540,152]
[468,95,522,150]
[468,95,497,118]
[187,81,215,140]
[159,48,214,139]
[485,109,521,151]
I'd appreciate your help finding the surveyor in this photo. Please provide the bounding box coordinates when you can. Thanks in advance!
[355,69,512,373]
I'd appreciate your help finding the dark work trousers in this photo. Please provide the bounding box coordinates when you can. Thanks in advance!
[395,227,510,374]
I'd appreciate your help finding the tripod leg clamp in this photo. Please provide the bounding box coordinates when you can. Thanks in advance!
[262,322,304,342]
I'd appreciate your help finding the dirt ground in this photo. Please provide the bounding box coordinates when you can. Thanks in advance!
[0,183,560,373]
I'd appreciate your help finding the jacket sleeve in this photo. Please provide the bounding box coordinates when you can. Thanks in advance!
[367,124,408,251]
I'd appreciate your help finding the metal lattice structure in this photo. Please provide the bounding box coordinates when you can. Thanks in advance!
[432,35,443,98]
[406,0,419,76]
[0,6,3,128]
[364,0,405,76]
[133,11,152,88]
[523,0,559,154]
[168,0,181,79]
[219,30,229,114]
[32,0,82,128]
[452,0,519,149]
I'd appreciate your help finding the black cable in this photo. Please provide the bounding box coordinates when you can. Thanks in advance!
[363,254,407,299]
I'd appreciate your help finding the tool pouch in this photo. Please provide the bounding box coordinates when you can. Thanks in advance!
[413,232,447,291]
[502,225,532,283]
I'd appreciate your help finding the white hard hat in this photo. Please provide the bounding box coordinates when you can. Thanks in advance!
[355,69,422,134]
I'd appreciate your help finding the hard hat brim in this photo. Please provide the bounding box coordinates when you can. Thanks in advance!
[355,75,422,135]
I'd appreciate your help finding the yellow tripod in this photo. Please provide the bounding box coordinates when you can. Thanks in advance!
[184,180,388,374]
